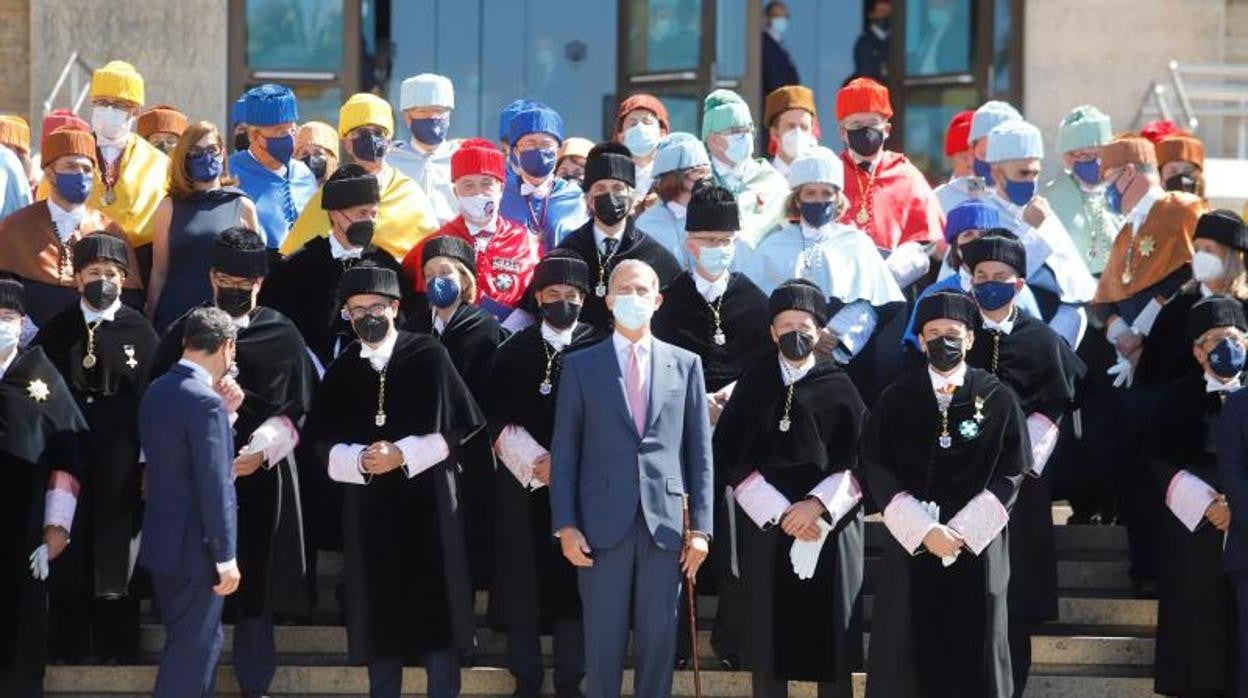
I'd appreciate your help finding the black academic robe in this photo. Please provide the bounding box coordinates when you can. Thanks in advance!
[551,218,682,332]
[861,365,1029,698]
[1137,285,1248,388]
[715,356,866,684]
[304,331,485,661]
[1146,371,1237,696]
[652,271,773,394]
[33,304,157,602]
[153,306,316,619]
[485,322,601,631]
[0,347,88,679]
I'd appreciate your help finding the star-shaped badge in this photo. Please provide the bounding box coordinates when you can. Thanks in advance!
[1139,235,1157,258]
[27,379,49,402]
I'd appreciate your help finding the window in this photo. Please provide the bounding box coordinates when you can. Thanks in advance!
[246,0,345,75]
[904,0,972,77]
[627,0,704,74]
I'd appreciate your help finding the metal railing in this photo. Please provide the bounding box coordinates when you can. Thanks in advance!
[1134,60,1248,159]
[41,51,96,119]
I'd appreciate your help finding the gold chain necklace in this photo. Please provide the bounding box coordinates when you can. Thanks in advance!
[538,339,560,395]
[82,319,101,369]
[374,365,388,427]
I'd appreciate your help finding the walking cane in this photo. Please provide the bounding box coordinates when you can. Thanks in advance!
[683,495,703,698]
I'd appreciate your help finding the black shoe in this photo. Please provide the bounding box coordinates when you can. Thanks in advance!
[511,690,539,698]
[555,688,585,698]
[1065,513,1092,525]
[718,654,740,671]
[675,654,689,670]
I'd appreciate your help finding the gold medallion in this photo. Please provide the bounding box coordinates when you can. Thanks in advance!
[81,353,97,369]
[102,189,116,206]
[1138,235,1157,258]
[855,208,869,225]
[1121,269,1133,286]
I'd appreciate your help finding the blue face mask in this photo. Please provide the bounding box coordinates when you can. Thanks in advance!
[973,158,995,188]
[800,201,836,228]
[516,147,557,178]
[1002,178,1036,207]
[263,133,295,163]
[724,132,753,165]
[696,244,735,276]
[973,280,1017,311]
[186,152,223,183]
[410,116,450,146]
[352,132,389,163]
[427,275,462,309]
[1209,336,1247,379]
[1105,178,1124,214]
[1072,159,1101,186]
[54,172,92,204]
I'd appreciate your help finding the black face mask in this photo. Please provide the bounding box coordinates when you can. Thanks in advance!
[541,300,581,330]
[593,192,631,227]
[302,154,328,181]
[215,286,254,318]
[778,330,815,362]
[83,279,120,310]
[233,131,250,153]
[344,219,376,249]
[926,335,965,372]
[1164,173,1198,194]
[845,126,885,158]
[353,314,390,344]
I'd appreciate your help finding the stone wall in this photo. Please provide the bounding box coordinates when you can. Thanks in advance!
[0,0,30,116]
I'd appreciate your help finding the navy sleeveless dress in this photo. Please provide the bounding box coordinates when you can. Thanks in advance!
[153,188,247,333]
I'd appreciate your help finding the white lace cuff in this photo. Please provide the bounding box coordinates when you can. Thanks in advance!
[807,471,862,528]
[495,425,549,490]
[882,491,939,554]
[1166,469,1218,532]
[328,443,369,485]
[396,434,450,479]
[44,489,77,532]
[947,490,1010,555]
[885,242,931,288]
[733,472,791,529]
[242,415,300,468]
[1026,412,1060,477]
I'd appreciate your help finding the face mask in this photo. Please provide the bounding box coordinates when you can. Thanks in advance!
[561,175,584,189]
[187,152,223,183]
[696,244,735,277]
[611,293,655,330]
[427,275,462,309]
[1105,177,1124,214]
[353,314,390,344]
[263,133,295,163]
[926,335,965,372]
[233,131,250,153]
[460,193,500,224]
[1072,159,1101,186]
[973,280,1017,311]
[352,132,389,163]
[410,116,450,146]
[1165,173,1198,194]
[301,154,328,181]
[91,106,131,140]
[0,321,18,353]
[1002,178,1036,207]
[845,126,884,158]
[541,300,581,330]
[800,200,836,228]
[770,16,789,36]
[723,132,753,165]
[623,122,662,157]
[215,286,254,318]
[781,128,815,160]
[83,279,120,309]
[1210,337,1247,379]
[973,158,995,187]
[778,330,814,362]
[54,172,92,205]
[344,219,376,249]
[1192,250,1225,282]
[593,191,631,227]
[518,147,557,178]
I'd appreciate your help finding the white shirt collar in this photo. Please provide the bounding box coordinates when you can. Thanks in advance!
[779,355,816,386]
[613,331,652,358]
[541,321,576,351]
[666,201,687,221]
[800,221,832,240]
[465,220,497,238]
[594,225,625,254]
[432,309,448,335]
[80,298,120,324]
[329,234,363,261]
[358,328,399,371]
[712,156,744,181]
[47,198,85,243]
[928,363,968,395]
[1126,186,1165,231]
[0,348,18,379]
[177,358,215,388]
[520,177,553,199]
[230,312,252,330]
[981,310,1015,335]
[1206,371,1242,394]
[692,271,729,302]
[1201,283,1214,299]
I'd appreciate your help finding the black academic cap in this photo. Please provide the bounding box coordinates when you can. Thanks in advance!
[321,164,381,211]
[211,227,269,279]
[768,278,829,327]
[1194,210,1248,251]
[915,291,979,333]
[72,233,129,273]
[0,279,24,314]
[421,235,476,274]
[532,251,590,295]
[960,228,1027,277]
[1186,294,1248,343]
[338,261,401,305]
[583,141,636,189]
[686,181,740,233]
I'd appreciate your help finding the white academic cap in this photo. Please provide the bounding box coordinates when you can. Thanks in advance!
[787,146,843,190]
[400,73,454,111]
[986,120,1044,163]
[970,100,1022,143]
[653,132,711,176]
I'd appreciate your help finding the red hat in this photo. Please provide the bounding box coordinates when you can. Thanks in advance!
[1139,119,1187,146]
[835,78,893,121]
[42,108,90,138]
[451,137,506,181]
[616,94,670,133]
[944,110,974,156]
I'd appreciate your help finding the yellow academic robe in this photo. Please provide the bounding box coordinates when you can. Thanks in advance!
[279,165,439,260]
[37,134,169,248]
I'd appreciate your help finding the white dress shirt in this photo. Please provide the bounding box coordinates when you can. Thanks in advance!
[980,311,1016,335]
[47,198,85,244]
[928,362,967,398]
[358,328,398,371]
[692,271,729,303]
[779,354,816,385]
[541,321,576,352]
[594,225,626,256]
[329,233,363,261]
[80,298,121,324]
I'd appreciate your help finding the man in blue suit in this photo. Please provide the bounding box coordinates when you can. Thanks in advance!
[551,258,714,698]
[139,307,244,697]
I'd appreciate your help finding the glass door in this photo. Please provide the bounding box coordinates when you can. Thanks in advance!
[617,0,720,135]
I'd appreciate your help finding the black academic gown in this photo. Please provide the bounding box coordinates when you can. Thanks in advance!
[551,218,682,332]
[1137,285,1248,389]
[861,365,1029,698]
[304,331,485,661]
[1146,371,1237,696]
[715,356,866,685]
[484,322,601,631]
[153,306,316,619]
[0,346,88,683]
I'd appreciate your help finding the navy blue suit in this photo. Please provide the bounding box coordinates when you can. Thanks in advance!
[1217,387,1248,696]
[139,361,237,698]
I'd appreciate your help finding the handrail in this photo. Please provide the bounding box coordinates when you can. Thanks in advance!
[41,51,96,117]
[1134,60,1248,160]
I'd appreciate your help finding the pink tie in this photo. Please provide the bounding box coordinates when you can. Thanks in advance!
[626,344,647,437]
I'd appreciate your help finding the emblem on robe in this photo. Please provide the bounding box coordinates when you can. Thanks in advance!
[958,419,980,440]
[1138,235,1157,258]
[27,379,49,402]
[494,273,515,292]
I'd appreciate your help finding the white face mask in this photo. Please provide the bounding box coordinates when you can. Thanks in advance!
[611,293,655,330]
[0,320,19,353]
[780,129,815,160]
[459,193,501,225]
[91,106,132,141]
[1193,250,1226,282]
[723,133,753,166]
[624,122,662,157]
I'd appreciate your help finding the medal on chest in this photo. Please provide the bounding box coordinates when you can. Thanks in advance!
[124,344,138,369]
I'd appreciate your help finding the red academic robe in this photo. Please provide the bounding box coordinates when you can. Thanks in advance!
[839,150,945,251]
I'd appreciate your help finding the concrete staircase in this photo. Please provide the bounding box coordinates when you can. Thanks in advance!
[46,509,1164,697]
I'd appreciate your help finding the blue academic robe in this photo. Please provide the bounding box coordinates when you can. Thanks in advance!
[499,174,588,252]
[228,151,318,250]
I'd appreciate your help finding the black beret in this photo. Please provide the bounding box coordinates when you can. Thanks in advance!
[960,228,1027,277]
[915,291,980,332]
[531,251,590,295]
[322,164,381,211]
[72,233,130,273]
[1194,210,1248,251]
[0,278,24,314]
[768,278,829,326]
[420,235,476,275]
[686,182,740,233]
[338,261,401,305]
[584,141,636,189]
[211,227,269,279]
[1186,295,1248,343]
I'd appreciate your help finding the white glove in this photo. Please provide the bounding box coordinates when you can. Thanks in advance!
[240,425,275,458]
[29,544,49,581]
[920,500,960,567]
[1107,354,1134,389]
[789,518,833,580]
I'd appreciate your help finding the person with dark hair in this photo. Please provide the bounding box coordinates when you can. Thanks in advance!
[614,94,671,199]
[34,234,158,666]
[762,1,800,97]
[851,0,891,83]
[0,278,89,697]
[139,305,243,698]
[151,227,315,698]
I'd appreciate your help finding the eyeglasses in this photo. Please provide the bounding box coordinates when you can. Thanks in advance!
[345,303,390,321]
[188,145,223,158]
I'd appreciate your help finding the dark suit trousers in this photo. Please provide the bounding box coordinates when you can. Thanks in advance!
[579,512,681,698]
[367,651,460,698]
[233,614,276,696]
[151,572,224,698]
[508,619,585,694]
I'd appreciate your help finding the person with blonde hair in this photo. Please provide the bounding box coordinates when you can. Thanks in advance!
[294,121,340,186]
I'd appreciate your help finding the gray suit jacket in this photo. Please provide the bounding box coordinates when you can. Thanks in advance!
[551,335,713,551]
